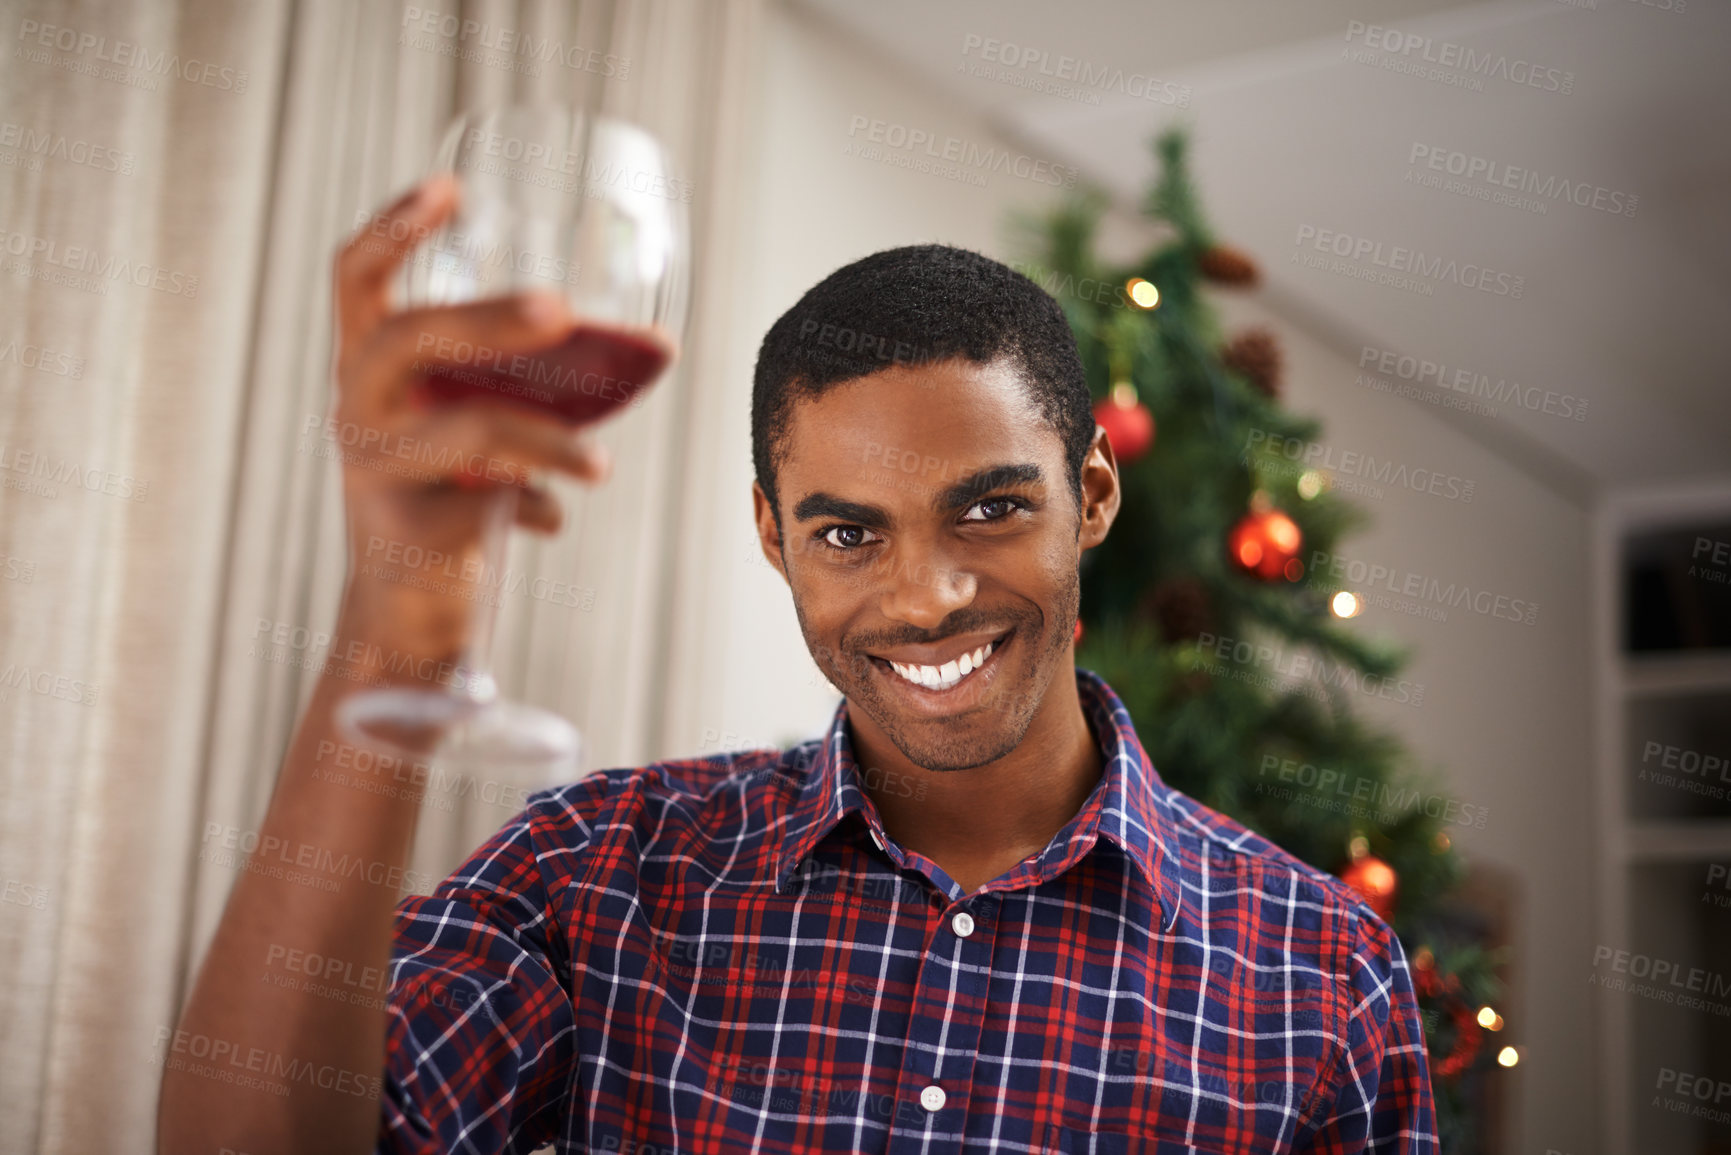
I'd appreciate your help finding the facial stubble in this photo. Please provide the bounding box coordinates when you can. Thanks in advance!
[792,560,1082,774]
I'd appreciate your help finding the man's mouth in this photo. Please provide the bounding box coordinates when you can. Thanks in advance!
[866,629,1013,694]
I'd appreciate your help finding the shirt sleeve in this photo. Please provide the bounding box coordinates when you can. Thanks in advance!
[374,775,612,1155]
[1298,906,1440,1154]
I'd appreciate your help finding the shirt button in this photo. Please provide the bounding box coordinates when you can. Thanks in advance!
[951,911,975,938]
[919,1084,946,1112]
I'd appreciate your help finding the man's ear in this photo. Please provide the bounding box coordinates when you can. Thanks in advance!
[1077,423,1121,553]
[751,481,790,582]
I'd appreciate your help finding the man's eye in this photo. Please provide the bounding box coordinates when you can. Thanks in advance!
[821,525,879,550]
[963,496,1026,522]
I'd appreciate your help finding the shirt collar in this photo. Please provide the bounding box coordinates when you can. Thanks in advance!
[774,667,1184,932]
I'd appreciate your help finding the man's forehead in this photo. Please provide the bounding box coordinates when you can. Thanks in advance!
[778,357,1050,477]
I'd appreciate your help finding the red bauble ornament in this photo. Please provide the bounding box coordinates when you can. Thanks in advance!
[1339,852,1399,922]
[1227,495,1302,581]
[1094,382,1155,464]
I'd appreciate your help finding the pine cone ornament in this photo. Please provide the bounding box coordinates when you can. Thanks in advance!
[1222,328,1283,400]
[1197,244,1260,287]
[1145,575,1215,643]
[1172,668,1214,699]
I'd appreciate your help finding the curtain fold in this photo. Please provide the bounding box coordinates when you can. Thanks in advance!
[0,1,762,1149]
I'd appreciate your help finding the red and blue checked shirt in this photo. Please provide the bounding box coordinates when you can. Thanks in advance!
[377,667,1437,1154]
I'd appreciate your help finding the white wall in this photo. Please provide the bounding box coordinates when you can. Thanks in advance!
[671,2,1597,1150]
[664,0,1089,758]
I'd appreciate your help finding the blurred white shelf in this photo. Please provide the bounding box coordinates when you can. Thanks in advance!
[1627,820,1731,863]
[1595,478,1731,1155]
[1622,653,1731,697]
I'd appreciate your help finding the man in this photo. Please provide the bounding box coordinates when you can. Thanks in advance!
[160,177,1436,1154]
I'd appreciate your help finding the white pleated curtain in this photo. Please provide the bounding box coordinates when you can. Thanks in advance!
[0,0,760,1150]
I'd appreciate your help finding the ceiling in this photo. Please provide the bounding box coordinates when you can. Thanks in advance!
[794,0,1731,499]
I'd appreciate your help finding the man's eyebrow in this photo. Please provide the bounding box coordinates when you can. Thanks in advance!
[933,463,1044,512]
[791,493,891,528]
[790,463,1046,527]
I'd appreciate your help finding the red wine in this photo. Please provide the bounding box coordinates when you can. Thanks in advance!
[415,324,673,426]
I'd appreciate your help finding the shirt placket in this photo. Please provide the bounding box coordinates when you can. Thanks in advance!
[884,890,998,1155]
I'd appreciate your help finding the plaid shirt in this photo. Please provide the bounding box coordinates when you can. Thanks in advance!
[378,668,1437,1154]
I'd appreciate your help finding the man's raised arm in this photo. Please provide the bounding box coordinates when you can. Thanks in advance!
[156,175,613,1155]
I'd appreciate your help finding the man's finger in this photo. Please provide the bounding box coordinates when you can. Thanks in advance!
[333,175,459,357]
[402,403,612,486]
[513,485,564,534]
[342,291,573,412]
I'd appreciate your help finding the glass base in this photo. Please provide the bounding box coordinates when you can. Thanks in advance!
[335,687,582,783]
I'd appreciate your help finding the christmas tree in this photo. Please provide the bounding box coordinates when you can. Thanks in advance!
[1015,130,1504,1152]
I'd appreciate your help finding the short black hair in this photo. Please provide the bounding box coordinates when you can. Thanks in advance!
[751,243,1093,529]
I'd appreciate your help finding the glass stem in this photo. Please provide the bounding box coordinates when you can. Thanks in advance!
[455,483,519,705]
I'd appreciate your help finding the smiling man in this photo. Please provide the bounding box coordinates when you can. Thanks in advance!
[160,203,1436,1155]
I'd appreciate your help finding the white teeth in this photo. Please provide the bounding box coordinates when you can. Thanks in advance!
[885,638,997,692]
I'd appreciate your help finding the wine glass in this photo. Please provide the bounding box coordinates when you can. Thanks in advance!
[334,104,687,779]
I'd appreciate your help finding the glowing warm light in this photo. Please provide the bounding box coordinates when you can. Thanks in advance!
[1477,1006,1504,1031]
[1297,470,1325,500]
[1497,1046,1520,1067]
[1433,830,1451,852]
[1331,591,1362,619]
[1269,516,1299,551]
[1127,278,1160,309]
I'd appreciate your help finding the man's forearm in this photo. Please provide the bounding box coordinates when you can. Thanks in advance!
[157,608,432,1155]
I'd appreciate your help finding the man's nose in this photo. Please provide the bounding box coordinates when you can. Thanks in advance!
[877,541,978,630]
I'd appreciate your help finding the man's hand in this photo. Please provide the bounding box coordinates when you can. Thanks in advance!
[326,174,613,681]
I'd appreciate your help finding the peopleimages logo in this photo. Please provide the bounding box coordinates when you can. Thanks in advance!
[1407,143,1638,219]
[15,19,249,93]
[1010,259,1133,309]
[845,116,1078,188]
[1242,428,1476,504]
[1357,344,1588,422]
[958,34,1192,108]
[0,663,97,706]
[1342,21,1574,95]
[1306,550,1540,627]
[1292,225,1524,299]
[0,443,149,502]
[399,7,630,79]
[459,129,693,203]
[0,338,84,379]
[0,227,199,298]
[1257,755,1489,830]
[0,120,135,175]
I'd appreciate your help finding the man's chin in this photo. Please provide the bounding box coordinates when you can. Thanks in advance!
[874,721,1021,774]
[852,675,1039,773]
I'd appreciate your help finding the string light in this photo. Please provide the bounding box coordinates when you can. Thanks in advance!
[1497,1046,1520,1068]
[1331,591,1362,619]
[1126,278,1160,309]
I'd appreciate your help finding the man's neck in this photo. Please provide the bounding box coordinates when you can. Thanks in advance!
[845,668,1103,895]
